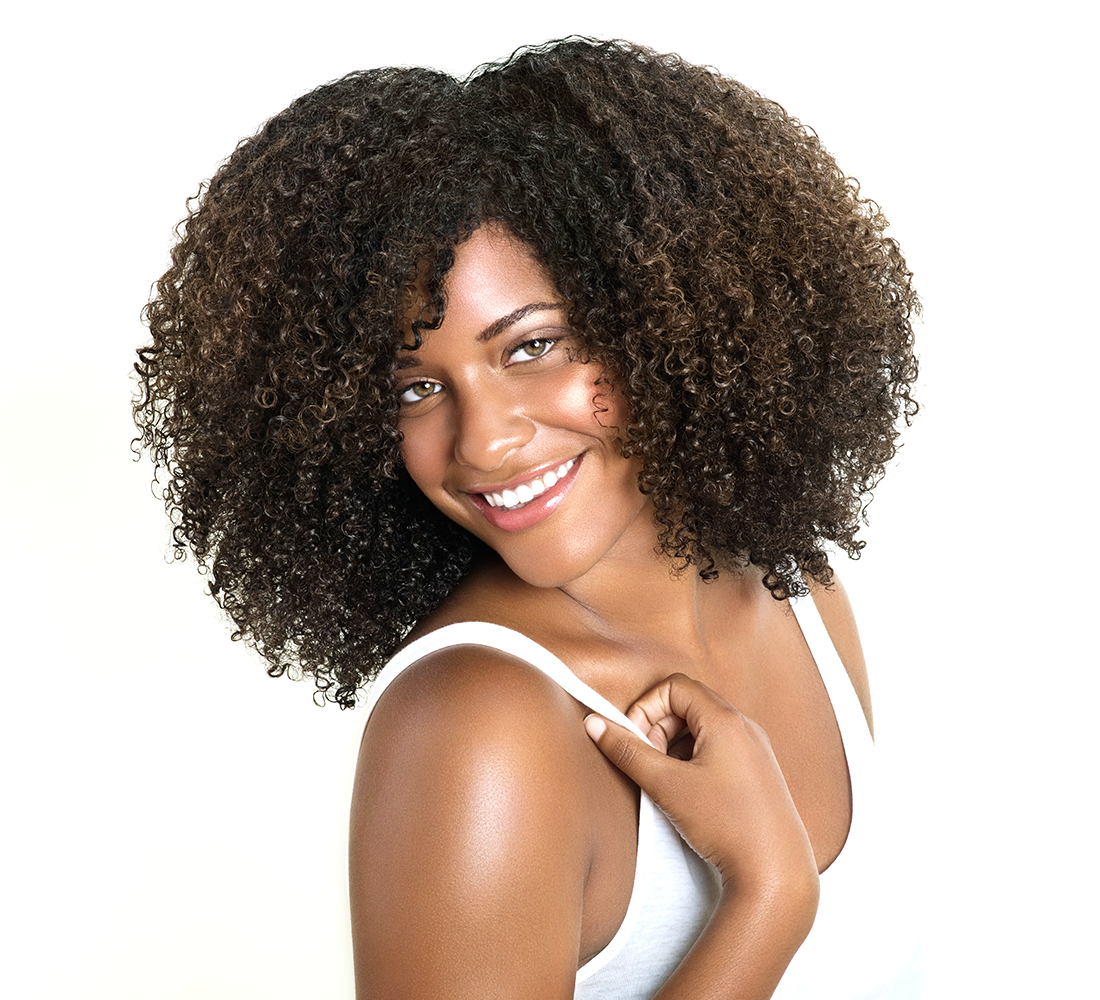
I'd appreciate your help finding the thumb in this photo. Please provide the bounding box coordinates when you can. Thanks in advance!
[584,713,674,794]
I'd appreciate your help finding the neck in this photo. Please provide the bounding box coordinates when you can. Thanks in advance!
[552,510,747,663]
[447,507,760,684]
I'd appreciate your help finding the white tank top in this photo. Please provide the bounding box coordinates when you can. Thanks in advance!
[362,595,923,998]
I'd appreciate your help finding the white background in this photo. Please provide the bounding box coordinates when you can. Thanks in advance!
[2,1,1095,997]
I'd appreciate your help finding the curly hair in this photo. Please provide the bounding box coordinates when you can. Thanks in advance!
[135,38,918,707]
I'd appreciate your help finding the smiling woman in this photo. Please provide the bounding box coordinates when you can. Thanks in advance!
[135,37,920,999]
[396,224,645,586]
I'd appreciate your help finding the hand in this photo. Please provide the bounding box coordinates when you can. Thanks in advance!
[584,673,818,903]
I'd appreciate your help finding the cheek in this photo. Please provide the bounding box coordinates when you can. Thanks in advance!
[397,420,443,497]
[590,375,630,443]
[553,363,628,437]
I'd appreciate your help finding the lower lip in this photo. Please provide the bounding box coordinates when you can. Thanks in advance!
[468,456,583,532]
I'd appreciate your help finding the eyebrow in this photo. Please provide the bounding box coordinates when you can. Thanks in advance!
[394,301,566,369]
[477,302,564,342]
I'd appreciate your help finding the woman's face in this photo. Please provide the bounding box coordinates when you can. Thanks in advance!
[396,224,648,589]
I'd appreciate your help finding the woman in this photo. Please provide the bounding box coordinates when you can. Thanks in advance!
[135,38,920,998]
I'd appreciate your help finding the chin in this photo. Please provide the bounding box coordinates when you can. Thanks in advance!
[506,566,578,590]
[495,539,607,591]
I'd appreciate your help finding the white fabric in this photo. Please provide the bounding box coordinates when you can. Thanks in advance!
[362,596,922,998]
[779,597,924,1000]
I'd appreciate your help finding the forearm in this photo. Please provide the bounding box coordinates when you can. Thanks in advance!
[653,879,819,1000]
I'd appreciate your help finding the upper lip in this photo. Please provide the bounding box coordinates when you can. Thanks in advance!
[463,454,582,496]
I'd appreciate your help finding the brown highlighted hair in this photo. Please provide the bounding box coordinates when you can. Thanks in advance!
[135,38,918,706]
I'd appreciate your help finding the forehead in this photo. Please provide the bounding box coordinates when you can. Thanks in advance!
[401,224,565,347]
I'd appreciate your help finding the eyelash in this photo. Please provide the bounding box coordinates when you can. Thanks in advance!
[397,380,442,405]
[396,337,560,406]
[507,337,557,363]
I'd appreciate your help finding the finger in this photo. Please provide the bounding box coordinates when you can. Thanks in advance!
[625,673,734,749]
[626,710,684,755]
[623,679,687,751]
[584,714,683,796]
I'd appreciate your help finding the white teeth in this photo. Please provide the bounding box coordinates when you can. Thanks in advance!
[481,458,575,510]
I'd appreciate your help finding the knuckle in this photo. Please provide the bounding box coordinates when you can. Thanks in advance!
[610,734,641,772]
[743,715,766,738]
[713,703,741,728]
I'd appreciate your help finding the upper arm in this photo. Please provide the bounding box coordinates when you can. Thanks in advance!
[349,648,592,999]
[808,574,874,738]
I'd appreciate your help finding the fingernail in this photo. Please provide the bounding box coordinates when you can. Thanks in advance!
[584,714,607,740]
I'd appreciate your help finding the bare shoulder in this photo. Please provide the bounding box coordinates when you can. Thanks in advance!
[358,641,591,765]
[349,645,593,997]
[806,573,874,737]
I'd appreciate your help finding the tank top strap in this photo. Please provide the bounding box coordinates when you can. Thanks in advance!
[787,592,874,782]
[362,621,650,743]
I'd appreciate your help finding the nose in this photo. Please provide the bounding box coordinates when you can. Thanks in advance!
[452,385,535,471]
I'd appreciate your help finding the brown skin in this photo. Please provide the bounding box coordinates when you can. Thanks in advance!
[349,227,873,998]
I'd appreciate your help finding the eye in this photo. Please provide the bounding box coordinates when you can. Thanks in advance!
[397,380,442,405]
[508,338,556,363]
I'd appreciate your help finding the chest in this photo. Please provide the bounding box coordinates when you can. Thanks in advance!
[429,568,859,960]
[569,605,854,968]
[584,606,853,896]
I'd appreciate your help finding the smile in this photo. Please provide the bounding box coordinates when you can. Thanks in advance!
[466,455,584,533]
[482,459,576,511]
